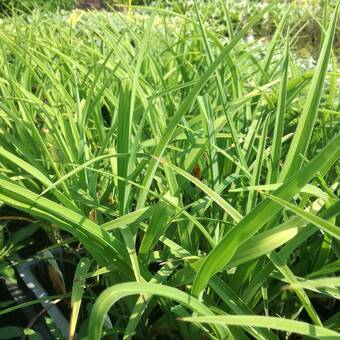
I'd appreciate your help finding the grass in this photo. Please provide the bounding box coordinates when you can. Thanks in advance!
[0,2,339,339]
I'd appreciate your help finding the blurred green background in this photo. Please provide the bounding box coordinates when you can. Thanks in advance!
[0,1,338,61]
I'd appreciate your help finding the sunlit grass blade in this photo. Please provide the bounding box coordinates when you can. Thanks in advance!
[0,175,131,274]
[265,193,340,240]
[269,31,290,183]
[280,3,339,180]
[247,114,269,213]
[289,277,340,290]
[267,251,322,325]
[69,257,91,340]
[181,315,340,339]
[88,282,228,340]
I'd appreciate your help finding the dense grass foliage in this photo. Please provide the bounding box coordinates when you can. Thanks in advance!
[0,3,339,339]
[0,0,75,14]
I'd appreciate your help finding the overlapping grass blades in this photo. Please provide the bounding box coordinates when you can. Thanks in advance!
[191,133,340,296]
[0,3,339,339]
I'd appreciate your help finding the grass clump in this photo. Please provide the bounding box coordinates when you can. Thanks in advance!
[0,2,339,339]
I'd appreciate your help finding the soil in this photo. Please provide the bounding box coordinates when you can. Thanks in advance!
[76,0,101,10]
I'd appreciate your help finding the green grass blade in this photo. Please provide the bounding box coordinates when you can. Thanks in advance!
[247,114,269,213]
[279,3,339,180]
[88,282,227,340]
[157,157,243,222]
[265,193,340,240]
[181,315,340,339]
[269,31,290,183]
[69,257,92,340]
[267,251,322,326]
